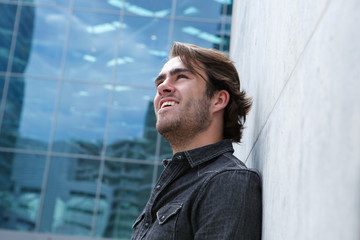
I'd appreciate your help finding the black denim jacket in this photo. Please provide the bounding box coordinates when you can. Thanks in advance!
[131,139,262,240]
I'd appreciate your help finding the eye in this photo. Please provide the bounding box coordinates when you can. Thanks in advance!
[177,74,188,80]
[155,80,163,88]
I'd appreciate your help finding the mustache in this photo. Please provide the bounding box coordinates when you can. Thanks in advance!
[160,94,181,101]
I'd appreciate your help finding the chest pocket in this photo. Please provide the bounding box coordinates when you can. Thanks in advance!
[156,202,182,225]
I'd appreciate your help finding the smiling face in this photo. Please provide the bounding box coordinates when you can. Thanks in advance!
[154,57,212,144]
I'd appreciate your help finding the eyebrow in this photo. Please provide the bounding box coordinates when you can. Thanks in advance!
[155,68,193,85]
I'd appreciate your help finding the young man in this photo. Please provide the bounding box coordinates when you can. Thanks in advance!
[131,42,262,240]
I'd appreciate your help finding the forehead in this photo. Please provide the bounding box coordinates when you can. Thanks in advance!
[160,57,185,73]
[159,57,206,80]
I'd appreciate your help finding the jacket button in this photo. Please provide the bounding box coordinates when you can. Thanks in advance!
[144,222,150,228]
[155,184,161,189]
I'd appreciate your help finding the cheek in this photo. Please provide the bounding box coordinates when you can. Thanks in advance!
[180,83,205,97]
[154,93,160,107]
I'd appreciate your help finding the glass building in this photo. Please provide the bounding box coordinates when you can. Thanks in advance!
[0,0,232,239]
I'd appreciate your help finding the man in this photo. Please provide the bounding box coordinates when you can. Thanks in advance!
[131,42,262,240]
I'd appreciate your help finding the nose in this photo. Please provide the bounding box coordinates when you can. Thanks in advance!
[157,78,175,95]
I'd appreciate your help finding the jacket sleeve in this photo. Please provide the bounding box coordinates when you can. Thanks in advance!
[192,169,262,240]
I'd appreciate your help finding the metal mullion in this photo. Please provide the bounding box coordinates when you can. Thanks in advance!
[0,1,22,135]
[219,1,229,52]
[89,1,126,237]
[167,0,177,50]
[34,0,74,232]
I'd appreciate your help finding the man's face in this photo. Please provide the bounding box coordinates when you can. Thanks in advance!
[154,57,212,138]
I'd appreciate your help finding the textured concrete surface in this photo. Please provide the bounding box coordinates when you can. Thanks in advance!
[230,1,360,239]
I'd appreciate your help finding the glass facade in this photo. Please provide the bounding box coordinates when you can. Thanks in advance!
[0,0,232,239]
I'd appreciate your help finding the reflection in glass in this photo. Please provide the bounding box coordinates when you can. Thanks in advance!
[14,6,67,77]
[124,0,171,17]
[95,161,153,239]
[106,86,157,160]
[0,75,4,92]
[0,77,57,150]
[39,156,100,236]
[116,15,170,86]
[159,136,172,160]
[52,81,109,155]
[10,5,35,74]
[173,20,230,52]
[0,77,25,149]
[16,78,57,149]
[0,0,19,3]
[0,3,17,73]
[22,0,70,6]
[64,10,120,81]
[74,0,120,11]
[0,152,46,232]
[0,0,232,239]
[176,0,232,19]
[214,23,231,52]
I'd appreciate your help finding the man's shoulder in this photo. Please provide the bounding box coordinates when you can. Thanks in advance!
[194,157,262,204]
[197,151,260,179]
[208,151,247,170]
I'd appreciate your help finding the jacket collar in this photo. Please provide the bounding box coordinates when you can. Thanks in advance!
[166,139,234,168]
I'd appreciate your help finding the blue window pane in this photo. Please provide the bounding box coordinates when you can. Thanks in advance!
[22,0,70,6]
[11,6,67,77]
[172,20,229,51]
[159,136,172,160]
[17,78,57,149]
[10,5,35,75]
[220,23,231,52]
[116,16,170,86]
[73,0,121,11]
[0,1,232,239]
[124,0,172,17]
[0,3,17,73]
[0,77,26,148]
[0,0,18,4]
[0,77,57,150]
[0,152,46,232]
[63,10,120,82]
[0,75,4,101]
[106,86,157,160]
[175,0,232,19]
[52,82,109,155]
[95,161,153,238]
[39,156,100,236]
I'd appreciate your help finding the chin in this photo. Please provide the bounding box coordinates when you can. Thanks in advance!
[156,121,177,135]
[156,124,169,135]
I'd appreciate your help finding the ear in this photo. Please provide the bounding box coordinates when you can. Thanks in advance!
[212,90,230,113]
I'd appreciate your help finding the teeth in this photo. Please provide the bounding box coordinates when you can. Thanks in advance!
[161,101,177,109]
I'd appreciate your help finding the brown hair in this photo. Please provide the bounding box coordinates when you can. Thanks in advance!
[169,42,252,143]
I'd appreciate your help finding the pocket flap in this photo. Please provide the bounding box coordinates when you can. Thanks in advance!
[156,202,183,225]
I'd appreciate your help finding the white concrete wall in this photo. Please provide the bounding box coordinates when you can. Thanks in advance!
[230,1,360,239]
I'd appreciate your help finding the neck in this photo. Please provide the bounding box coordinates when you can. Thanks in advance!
[171,133,223,154]
[163,123,223,154]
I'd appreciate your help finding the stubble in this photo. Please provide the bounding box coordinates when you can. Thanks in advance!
[156,95,212,150]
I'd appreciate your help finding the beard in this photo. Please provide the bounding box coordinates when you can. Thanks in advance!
[156,95,212,149]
